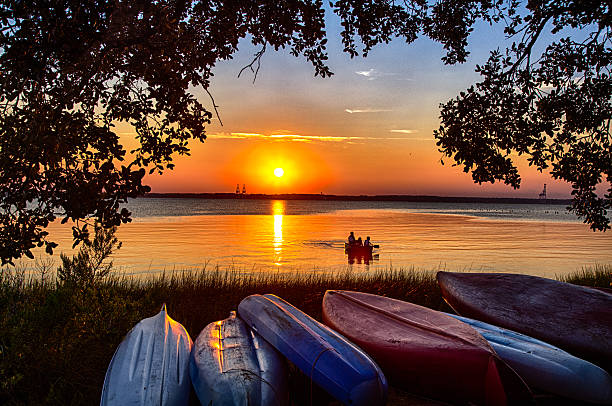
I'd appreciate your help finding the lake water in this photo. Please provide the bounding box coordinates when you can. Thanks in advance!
[24,198,612,278]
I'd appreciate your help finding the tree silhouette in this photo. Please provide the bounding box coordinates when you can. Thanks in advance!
[1,1,610,264]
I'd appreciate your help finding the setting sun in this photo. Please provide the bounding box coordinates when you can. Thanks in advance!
[274,168,284,177]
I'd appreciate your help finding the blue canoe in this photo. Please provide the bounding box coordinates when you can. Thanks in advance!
[190,311,289,406]
[238,294,387,406]
[448,313,612,404]
[100,305,192,406]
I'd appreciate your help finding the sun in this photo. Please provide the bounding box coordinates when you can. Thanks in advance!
[274,167,284,177]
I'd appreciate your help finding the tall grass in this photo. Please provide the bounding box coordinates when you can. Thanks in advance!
[557,264,612,288]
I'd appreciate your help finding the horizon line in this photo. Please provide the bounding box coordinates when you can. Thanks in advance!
[142,192,571,203]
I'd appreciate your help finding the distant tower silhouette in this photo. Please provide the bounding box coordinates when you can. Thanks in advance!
[242,184,246,194]
[539,184,547,201]
[235,184,240,194]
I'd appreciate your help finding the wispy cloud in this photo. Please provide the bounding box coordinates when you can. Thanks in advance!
[207,132,264,139]
[355,69,377,80]
[209,132,364,143]
[345,108,392,114]
[269,133,371,142]
[355,68,395,81]
[207,131,431,143]
[390,129,417,134]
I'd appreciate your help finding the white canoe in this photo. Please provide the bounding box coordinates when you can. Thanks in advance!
[448,313,612,404]
[189,311,289,406]
[100,305,193,406]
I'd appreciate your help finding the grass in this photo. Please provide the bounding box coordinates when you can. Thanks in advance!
[557,264,612,288]
[1,241,609,405]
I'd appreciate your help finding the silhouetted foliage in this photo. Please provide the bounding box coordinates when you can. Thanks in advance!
[57,223,121,288]
[434,1,612,231]
[1,1,610,264]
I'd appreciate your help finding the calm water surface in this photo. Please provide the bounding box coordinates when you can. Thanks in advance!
[30,198,612,278]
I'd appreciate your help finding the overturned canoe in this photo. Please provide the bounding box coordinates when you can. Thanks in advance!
[100,305,192,406]
[437,271,612,371]
[189,311,289,406]
[322,290,533,405]
[238,294,387,406]
[448,313,612,404]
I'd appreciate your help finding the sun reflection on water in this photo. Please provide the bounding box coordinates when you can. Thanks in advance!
[272,201,284,266]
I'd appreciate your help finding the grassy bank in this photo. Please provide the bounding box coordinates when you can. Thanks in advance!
[1,262,609,405]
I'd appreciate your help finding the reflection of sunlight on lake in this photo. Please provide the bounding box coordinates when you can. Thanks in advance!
[25,200,612,277]
[272,201,284,266]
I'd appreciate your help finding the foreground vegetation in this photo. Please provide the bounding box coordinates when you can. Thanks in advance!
[1,247,609,405]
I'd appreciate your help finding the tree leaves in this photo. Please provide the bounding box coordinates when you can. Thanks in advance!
[436,1,611,231]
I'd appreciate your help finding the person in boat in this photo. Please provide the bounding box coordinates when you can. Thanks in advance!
[356,237,363,245]
[364,236,372,247]
[348,231,356,245]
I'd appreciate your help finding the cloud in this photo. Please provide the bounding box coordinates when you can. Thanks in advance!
[270,134,369,142]
[355,68,395,80]
[345,108,392,114]
[208,132,362,143]
[355,69,377,80]
[207,132,264,139]
[390,129,418,134]
[207,131,431,143]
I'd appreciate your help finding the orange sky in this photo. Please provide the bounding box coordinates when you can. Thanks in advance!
[125,18,575,199]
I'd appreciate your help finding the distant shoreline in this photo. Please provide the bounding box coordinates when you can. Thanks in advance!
[143,192,571,205]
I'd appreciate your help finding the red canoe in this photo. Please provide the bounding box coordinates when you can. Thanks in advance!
[322,290,532,405]
[437,272,612,372]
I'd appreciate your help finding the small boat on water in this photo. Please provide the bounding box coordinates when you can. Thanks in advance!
[100,305,192,406]
[322,290,533,405]
[447,313,612,404]
[437,271,612,372]
[344,242,374,256]
[190,311,289,406]
[238,294,388,406]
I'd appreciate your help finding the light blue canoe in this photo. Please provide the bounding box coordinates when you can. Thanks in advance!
[189,311,289,406]
[238,294,387,406]
[100,305,192,406]
[447,313,612,404]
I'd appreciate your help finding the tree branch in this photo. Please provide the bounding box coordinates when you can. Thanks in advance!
[204,88,223,126]
[508,13,552,76]
[238,44,267,84]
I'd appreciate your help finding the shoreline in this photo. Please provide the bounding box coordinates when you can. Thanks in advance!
[143,192,571,206]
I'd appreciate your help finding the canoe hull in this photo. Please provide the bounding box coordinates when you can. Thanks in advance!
[190,311,288,406]
[238,294,387,406]
[437,272,612,371]
[100,305,192,406]
[448,313,612,404]
[322,290,533,405]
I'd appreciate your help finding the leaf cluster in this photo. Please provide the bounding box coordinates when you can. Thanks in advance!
[435,0,612,230]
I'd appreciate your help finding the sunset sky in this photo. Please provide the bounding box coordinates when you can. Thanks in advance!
[135,12,573,199]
